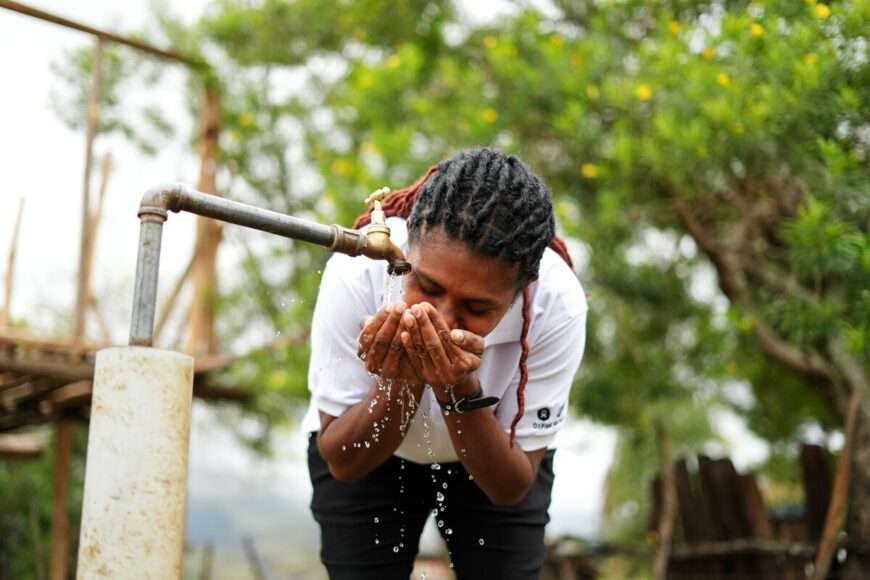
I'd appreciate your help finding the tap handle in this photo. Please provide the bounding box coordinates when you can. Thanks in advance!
[364,186,391,208]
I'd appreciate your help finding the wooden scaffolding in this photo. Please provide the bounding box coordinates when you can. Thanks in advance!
[0,3,242,579]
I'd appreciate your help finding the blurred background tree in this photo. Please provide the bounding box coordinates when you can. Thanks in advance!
[15,0,867,577]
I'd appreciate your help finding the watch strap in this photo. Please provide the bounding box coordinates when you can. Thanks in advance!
[437,386,499,414]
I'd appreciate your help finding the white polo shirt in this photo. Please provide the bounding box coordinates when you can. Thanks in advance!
[301,217,588,464]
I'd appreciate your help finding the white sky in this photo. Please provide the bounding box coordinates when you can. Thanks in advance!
[0,2,772,574]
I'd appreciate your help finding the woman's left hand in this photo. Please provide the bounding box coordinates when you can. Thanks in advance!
[399,302,485,396]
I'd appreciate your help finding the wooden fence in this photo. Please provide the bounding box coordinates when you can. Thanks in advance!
[651,444,840,579]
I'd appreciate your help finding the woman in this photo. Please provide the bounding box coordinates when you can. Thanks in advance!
[303,148,587,579]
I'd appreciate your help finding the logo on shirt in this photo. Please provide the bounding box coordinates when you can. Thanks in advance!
[537,407,551,421]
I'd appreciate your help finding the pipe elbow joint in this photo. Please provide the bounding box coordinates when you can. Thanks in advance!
[138,183,193,221]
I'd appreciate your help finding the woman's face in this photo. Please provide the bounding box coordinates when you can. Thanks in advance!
[402,227,520,337]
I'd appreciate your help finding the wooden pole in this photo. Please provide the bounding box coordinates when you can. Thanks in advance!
[812,389,861,580]
[198,544,214,580]
[73,37,104,343]
[53,36,103,580]
[187,83,222,356]
[653,421,677,580]
[1,197,24,327]
[83,152,114,343]
[153,250,196,344]
[243,536,267,580]
[49,420,73,580]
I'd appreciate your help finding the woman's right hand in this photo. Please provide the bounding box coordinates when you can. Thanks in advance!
[357,302,421,384]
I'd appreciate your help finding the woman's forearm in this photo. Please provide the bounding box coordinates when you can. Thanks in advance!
[442,406,536,505]
[317,379,424,481]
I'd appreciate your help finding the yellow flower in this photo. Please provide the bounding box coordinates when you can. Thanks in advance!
[751,23,765,38]
[586,84,600,100]
[331,159,354,176]
[482,108,498,123]
[804,52,819,65]
[359,72,373,89]
[550,34,564,47]
[268,370,287,389]
[702,47,715,60]
[668,20,681,34]
[717,72,732,87]
[815,3,831,18]
[635,83,653,101]
[484,36,498,49]
[239,112,255,127]
[581,163,599,179]
[387,54,401,68]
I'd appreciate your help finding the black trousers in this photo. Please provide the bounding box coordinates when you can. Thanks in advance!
[308,433,555,580]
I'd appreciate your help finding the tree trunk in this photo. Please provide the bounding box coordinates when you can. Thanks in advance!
[843,401,870,579]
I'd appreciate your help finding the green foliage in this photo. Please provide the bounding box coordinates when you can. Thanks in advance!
[0,428,86,579]
[50,43,174,154]
[190,0,867,542]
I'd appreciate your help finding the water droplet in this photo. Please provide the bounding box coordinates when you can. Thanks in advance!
[341,445,347,451]
[436,492,445,502]
[468,474,474,480]
[373,517,380,523]
[364,441,371,448]
[479,538,485,546]
[437,519,444,528]
[442,482,448,489]
[375,538,380,544]
[445,528,453,535]
[393,546,400,553]
[431,463,441,471]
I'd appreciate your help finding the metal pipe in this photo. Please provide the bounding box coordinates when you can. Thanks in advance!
[129,183,410,347]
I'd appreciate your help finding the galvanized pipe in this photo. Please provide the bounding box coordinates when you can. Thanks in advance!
[129,183,376,347]
[129,212,165,347]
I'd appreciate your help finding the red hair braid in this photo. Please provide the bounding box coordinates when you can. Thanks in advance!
[352,168,575,449]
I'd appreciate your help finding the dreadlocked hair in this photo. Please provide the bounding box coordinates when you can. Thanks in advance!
[353,148,574,447]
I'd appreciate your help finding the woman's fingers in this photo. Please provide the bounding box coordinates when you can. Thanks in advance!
[379,326,406,377]
[420,302,485,357]
[357,307,389,357]
[402,309,437,379]
[364,302,406,371]
[415,305,453,373]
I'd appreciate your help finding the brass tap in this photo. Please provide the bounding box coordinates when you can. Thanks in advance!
[361,187,411,275]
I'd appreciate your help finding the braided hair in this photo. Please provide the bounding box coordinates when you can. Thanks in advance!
[354,148,574,447]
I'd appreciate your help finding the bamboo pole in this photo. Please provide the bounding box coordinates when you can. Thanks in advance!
[1,197,24,327]
[811,389,861,580]
[49,420,73,580]
[73,37,104,343]
[187,84,222,356]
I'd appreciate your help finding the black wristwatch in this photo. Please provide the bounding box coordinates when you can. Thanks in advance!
[436,385,500,414]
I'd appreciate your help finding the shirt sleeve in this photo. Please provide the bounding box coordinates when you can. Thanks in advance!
[494,307,588,451]
[307,254,378,419]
